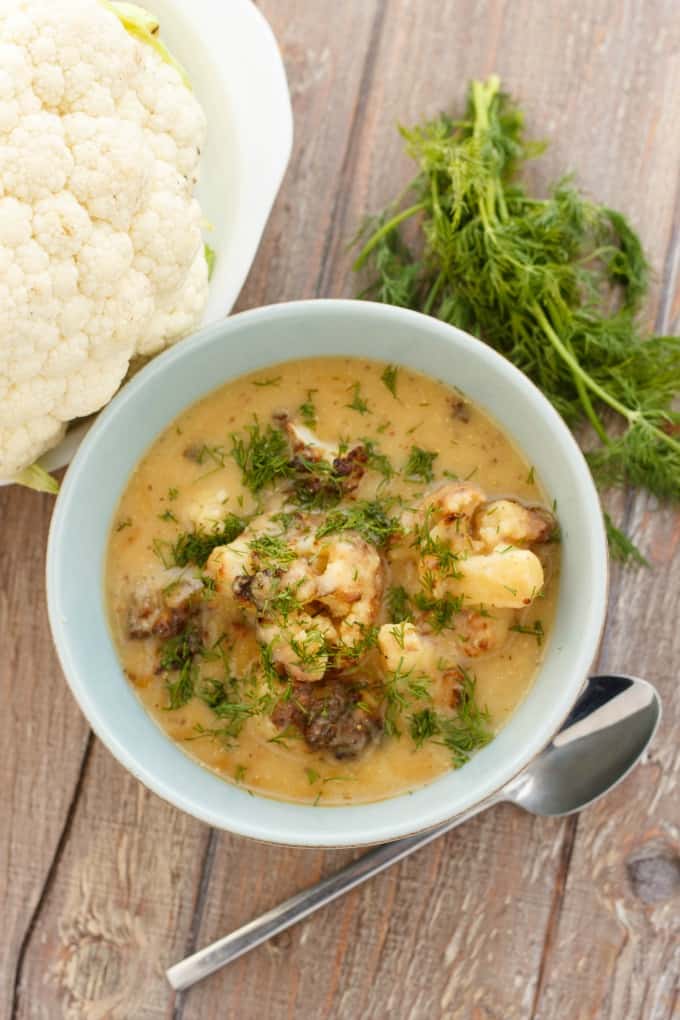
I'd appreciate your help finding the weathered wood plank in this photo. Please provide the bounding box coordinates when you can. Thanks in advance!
[0,485,91,1020]
[235,0,386,309]
[181,808,570,1020]
[531,377,680,1014]
[12,742,210,1020]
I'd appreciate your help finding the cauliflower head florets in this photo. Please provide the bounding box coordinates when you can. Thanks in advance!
[0,0,210,478]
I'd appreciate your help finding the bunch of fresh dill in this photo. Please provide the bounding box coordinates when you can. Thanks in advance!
[353,75,680,560]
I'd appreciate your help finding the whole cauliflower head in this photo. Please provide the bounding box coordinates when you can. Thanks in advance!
[0,0,210,478]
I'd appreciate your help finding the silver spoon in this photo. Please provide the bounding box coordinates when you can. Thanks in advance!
[167,674,660,991]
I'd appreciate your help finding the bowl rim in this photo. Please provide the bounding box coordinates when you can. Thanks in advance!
[46,299,608,847]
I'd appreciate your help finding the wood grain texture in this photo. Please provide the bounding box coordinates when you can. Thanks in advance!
[2,0,679,1018]
[0,485,91,1020]
[13,743,211,1020]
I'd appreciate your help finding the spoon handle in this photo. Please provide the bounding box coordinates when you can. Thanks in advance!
[166,799,494,990]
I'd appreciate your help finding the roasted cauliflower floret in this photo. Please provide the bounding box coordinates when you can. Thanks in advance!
[453,609,512,657]
[314,534,384,643]
[258,614,339,683]
[277,413,368,497]
[206,514,289,602]
[377,622,462,708]
[413,483,553,609]
[474,499,555,549]
[378,621,436,674]
[205,511,384,681]
[418,483,486,557]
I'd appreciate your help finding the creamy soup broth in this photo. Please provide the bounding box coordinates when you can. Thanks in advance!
[107,357,559,805]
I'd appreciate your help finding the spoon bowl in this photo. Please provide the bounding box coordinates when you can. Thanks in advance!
[504,674,661,816]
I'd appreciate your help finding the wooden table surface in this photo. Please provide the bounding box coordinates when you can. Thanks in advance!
[2,2,679,1017]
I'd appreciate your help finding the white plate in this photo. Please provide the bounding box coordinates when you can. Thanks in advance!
[5,0,293,481]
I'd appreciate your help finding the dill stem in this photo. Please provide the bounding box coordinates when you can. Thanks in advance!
[564,335,609,444]
[533,302,680,456]
[423,269,446,315]
[353,202,427,270]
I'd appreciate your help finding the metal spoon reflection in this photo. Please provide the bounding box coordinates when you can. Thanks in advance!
[167,674,660,991]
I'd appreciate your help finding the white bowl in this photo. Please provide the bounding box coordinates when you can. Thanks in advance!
[46,300,608,847]
[12,0,293,479]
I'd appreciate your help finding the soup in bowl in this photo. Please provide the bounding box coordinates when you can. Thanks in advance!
[107,357,559,805]
[47,301,607,845]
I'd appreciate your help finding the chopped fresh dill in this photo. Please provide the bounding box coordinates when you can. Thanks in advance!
[151,538,174,568]
[386,585,413,623]
[230,420,292,493]
[389,621,408,649]
[404,445,438,482]
[263,583,302,623]
[116,517,132,531]
[167,487,179,501]
[249,532,295,571]
[252,376,282,387]
[362,438,395,480]
[289,455,348,509]
[346,381,370,415]
[299,389,318,427]
[271,510,297,530]
[413,590,463,631]
[289,629,329,672]
[409,708,440,748]
[438,669,492,767]
[202,695,254,733]
[186,443,226,468]
[172,513,247,568]
[407,675,431,701]
[526,466,536,485]
[158,508,178,523]
[413,514,463,577]
[315,498,402,547]
[382,660,413,737]
[199,574,217,600]
[603,511,649,566]
[159,626,200,672]
[381,364,399,398]
[305,767,320,785]
[234,764,247,783]
[332,623,380,665]
[268,724,302,747]
[166,661,196,710]
[509,620,545,645]
[259,641,280,684]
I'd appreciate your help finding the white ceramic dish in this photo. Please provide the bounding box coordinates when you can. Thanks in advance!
[47,300,608,848]
[6,0,293,480]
